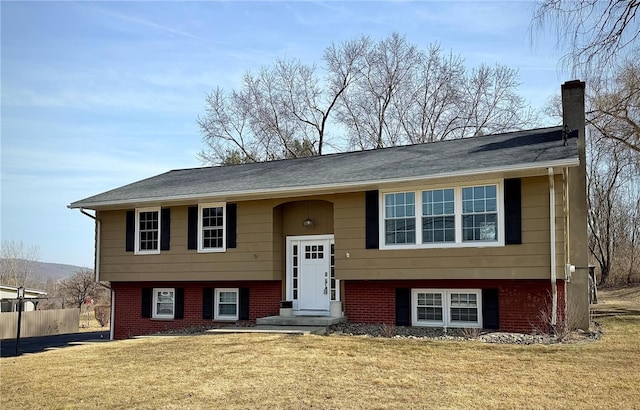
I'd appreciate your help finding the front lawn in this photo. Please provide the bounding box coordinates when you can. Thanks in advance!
[1,290,639,409]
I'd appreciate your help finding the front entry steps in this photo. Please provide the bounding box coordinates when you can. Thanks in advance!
[256,315,346,327]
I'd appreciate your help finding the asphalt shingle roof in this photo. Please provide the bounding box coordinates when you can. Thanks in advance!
[70,126,578,209]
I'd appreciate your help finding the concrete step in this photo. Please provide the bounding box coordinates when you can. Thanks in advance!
[256,315,346,326]
[206,325,328,336]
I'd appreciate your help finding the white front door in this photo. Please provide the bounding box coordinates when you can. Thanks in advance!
[299,240,330,311]
[286,235,336,314]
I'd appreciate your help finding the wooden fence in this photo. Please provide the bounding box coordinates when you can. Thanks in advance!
[0,308,80,339]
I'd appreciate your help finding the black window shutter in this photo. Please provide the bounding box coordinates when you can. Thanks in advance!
[395,288,411,326]
[226,203,237,249]
[161,208,171,251]
[239,287,250,320]
[365,190,379,249]
[126,210,135,252]
[175,288,184,319]
[187,206,198,250]
[482,288,500,329]
[141,288,152,318]
[504,178,522,245]
[203,288,213,319]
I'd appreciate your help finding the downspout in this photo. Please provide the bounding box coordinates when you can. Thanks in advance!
[110,289,115,341]
[79,208,100,282]
[548,168,558,331]
[563,167,571,321]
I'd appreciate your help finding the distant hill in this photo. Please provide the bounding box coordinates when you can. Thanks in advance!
[1,259,91,285]
[31,260,92,281]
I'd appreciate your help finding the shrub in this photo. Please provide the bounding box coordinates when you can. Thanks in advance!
[94,305,110,327]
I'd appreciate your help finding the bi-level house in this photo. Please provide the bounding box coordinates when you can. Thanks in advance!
[70,81,590,340]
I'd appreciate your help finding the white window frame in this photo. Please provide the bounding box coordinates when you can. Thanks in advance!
[214,288,238,321]
[380,180,504,249]
[412,289,482,328]
[198,203,226,252]
[135,207,161,255]
[152,288,175,319]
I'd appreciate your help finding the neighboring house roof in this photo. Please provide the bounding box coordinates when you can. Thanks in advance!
[0,285,48,297]
[70,126,579,209]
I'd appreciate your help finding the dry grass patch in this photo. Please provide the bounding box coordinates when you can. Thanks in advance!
[2,317,639,410]
[593,286,640,317]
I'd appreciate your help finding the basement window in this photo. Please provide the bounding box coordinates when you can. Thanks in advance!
[152,288,175,319]
[412,289,482,328]
[214,288,238,321]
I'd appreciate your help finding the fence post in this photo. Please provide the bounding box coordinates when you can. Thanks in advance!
[15,287,25,356]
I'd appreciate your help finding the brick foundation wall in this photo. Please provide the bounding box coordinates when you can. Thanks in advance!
[344,279,566,333]
[111,281,281,339]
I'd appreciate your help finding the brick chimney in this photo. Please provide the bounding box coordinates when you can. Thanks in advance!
[561,80,586,164]
[561,80,589,330]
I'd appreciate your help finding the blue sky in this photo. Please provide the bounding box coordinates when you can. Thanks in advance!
[1,1,570,268]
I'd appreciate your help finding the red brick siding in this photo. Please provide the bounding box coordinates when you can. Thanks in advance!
[344,279,566,333]
[111,281,281,339]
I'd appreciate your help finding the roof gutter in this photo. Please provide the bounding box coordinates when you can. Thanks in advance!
[79,208,101,282]
[69,158,580,210]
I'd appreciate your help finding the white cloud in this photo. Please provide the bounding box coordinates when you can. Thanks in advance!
[76,2,224,45]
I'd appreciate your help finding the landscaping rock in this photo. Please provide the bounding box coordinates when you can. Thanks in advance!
[327,322,601,345]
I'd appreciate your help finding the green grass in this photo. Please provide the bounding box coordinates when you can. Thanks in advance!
[1,287,639,410]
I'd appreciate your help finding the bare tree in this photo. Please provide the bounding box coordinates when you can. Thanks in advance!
[586,76,640,285]
[589,59,640,154]
[395,46,466,143]
[197,87,257,164]
[587,136,629,285]
[459,65,538,138]
[532,0,640,78]
[198,38,368,165]
[341,41,537,148]
[542,64,640,285]
[625,195,640,284]
[586,61,640,285]
[0,240,41,287]
[198,33,537,165]
[337,33,422,149]
[57,268,101,308]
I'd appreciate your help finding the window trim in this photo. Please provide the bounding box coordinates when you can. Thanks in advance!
[135,207,161,255]
[214,288,239,321]
[198,202,226,252]
[152,287,175,319]
[411,289,482,328]
[379,180,504,249]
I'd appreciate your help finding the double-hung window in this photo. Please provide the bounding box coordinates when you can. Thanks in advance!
[381,182,502,249]
[384,192,416,245]
[214,288,238,320]
[136,207,160,254]
[198,203,225,252]
[415,291,444,325]
[462,185,498,241]
[412,289,481,327]
[422,189,455,243]
[153,288,175,319]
